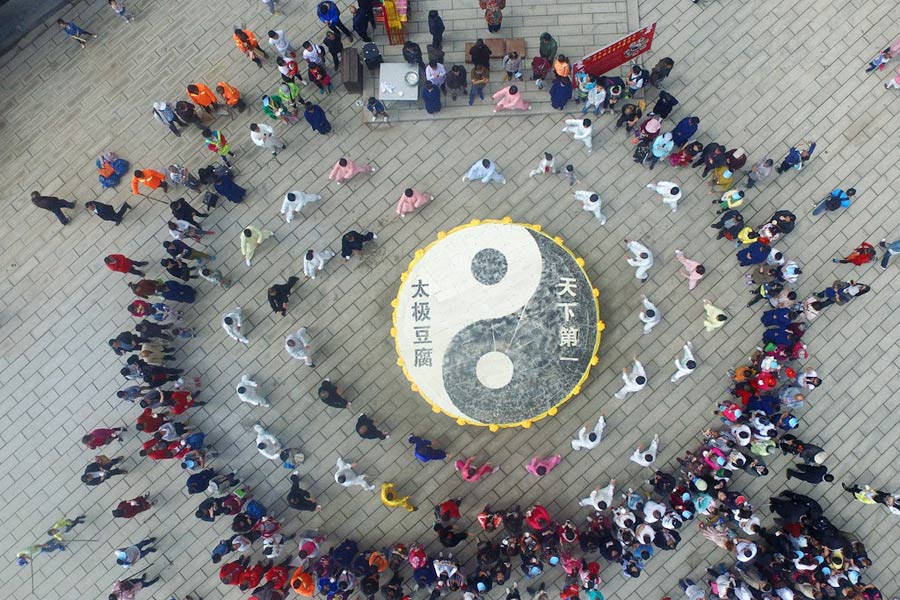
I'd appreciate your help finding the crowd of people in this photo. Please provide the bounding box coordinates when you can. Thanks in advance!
[16,2,900,600]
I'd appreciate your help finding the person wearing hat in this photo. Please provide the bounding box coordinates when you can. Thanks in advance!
[635,115,662,145]
[115,538,157,567]
[152,101,187,136]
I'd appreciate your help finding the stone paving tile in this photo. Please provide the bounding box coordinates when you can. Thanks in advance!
[2,0,900,598]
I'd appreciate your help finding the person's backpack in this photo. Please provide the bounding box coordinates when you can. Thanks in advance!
[531,56,551,80]
[245,499,267,520]
[202,191,219,209]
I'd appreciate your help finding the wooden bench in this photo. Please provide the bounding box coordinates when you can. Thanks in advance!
[464,38,525,63]
[342,47,364,94]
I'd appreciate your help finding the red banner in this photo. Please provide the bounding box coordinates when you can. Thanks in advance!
[572,23,657,80]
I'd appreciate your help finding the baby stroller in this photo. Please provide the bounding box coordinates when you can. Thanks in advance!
[531,56,551,89]
[97,152,130,188]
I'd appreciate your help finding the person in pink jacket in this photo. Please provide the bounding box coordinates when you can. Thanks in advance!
[396,188,432,217]
[525,454,561,477]
[885,66,900,89]
[454,457,494,482]
[328,157,377,184]
[492,85,531,112]
[674,249,705,290]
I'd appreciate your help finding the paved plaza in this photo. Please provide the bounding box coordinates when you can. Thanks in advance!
[1,0,899,597]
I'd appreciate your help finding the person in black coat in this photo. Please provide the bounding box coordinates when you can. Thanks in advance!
[786,463,834,484]
[161,258,197,282]
[267,276,299,316]
[85,200,132,225]
[691,143,726,178]
[356,413,389,440]
[318,379,350,409]
[349,5,371,42]
[170,198,207,227]
[31,191,76,225]
[402,40,425,70]
[469,39,491,68]
[341,230,376,260]
[428,10,445,48]
[651,90,678,119]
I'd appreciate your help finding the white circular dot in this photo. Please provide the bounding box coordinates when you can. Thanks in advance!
[476,351,514,389]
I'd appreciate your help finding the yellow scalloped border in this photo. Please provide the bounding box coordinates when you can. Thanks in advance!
[389,217,604,432]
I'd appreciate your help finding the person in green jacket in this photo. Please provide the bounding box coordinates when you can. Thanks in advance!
[539,32,558,62]
[47,515,87,541]
[277,83,304,121]
[262,94,292,125]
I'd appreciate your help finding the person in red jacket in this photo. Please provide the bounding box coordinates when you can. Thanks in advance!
[832,241,877,265]
[239,560,269,591]
[135,408,167,433]
[105,254,149,276]
[264,562,291,589]
[82,427,127,449]
[112,494,154,518]
[220,556,250,585]
[131,169,168,195]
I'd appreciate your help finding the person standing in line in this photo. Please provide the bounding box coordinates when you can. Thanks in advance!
[469,64,489,105]
[112,494,154,519]
[381,483,416,512]
[669,115,699,146]
[615,357,647,399]
[454,457,495,482]
[268,276,299,316]
[322,30,343,69]
[287,473,322,512]
[250,123,286,157]
[493,85,531,112]
[240,225,274,267]
[639,294,661,334]
[572,190,607,224]
[775,140,816,173]
[702,299,728,332]
[341,230,377,261]
[304,249,335,279]
[57,18,96,48]
[561,118,593,153]
[115,538,157,568]
[745,157,774,188]
[356,413,389,439]
[647,132,674,168]
[328,157,377,184]
[423,81,442,114]
[85,200,133,225]
[153,101,187,136]
[279,190,321,223]
[202,129,236,166]
[408,436,447,462]
[303,102,332,134]
[397,188,432,218]
[158,280,197,304]
[161,257,196,282]
[549,76,572,110]
[105,255,147,276]
[426,60,447,93]
[285,327,315,367]
[469,38,491,68]
[428,10,445,48]
[525,455,562,477]
[335,458,376,491]
[222,308,250,345]
[630,434,660,467]
[31,191,76,225]
[463,158,507,184]
[645,181,681,212]
[570,415,606,450]
[624,239,653,281]
[674,250,705,290]
[669,342,697,383]
[236,374,270,407]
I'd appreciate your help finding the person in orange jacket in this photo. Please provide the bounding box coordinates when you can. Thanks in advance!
[216,82,246,116]
[289,568,314,596]
[187,84,219,114]
[132,169,168,195]
[234,28,268,68]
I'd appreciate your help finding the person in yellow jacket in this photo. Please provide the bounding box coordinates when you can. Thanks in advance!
[240,225,274,267]
[380,482,416,512]
[216,82,246,116]
[131,169,168,195]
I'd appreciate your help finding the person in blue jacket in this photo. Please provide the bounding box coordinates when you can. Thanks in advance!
[776,139,816,173]
[408,435,447,462]
[317,1,354,41]
[812,187,855,216]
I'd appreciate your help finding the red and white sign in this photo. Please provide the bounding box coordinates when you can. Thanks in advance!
[573,23,657,80]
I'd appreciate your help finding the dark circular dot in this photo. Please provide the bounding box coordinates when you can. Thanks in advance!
[471,248,508,285]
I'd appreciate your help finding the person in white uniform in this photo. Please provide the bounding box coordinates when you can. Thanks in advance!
[236,375,270,407]
[222,307,249,345]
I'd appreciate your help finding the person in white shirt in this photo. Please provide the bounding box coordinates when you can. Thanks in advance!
[236,375,270,407]
[334,458,376,491]
[222,307,249,345]
[625,239,653,281]
[462,158,506,185]
[262,533,285,558]
[570,415,606,450]
[577,478,615,511]
[639,294,661,334]
[267,29,293,57]
[642,499,667,523]
[528,152,555,178]
[630,433,659,467]
[671,341,697,382]
[253,422,283,460]
[425,61,447,91]
[734,539,758,562]
[646,181,682,212]
[561,118,593,153]
[739,514,761,535]
[614,357,647,399]
[280,191,321,223]
[303,249,335,279]
[572,190,607,224]
[285,327,315,366]
[250,123,286,156]
[302,40,325,65]
[679,579,707,600]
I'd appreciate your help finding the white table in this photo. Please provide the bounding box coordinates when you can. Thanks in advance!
[378,62,420,102]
